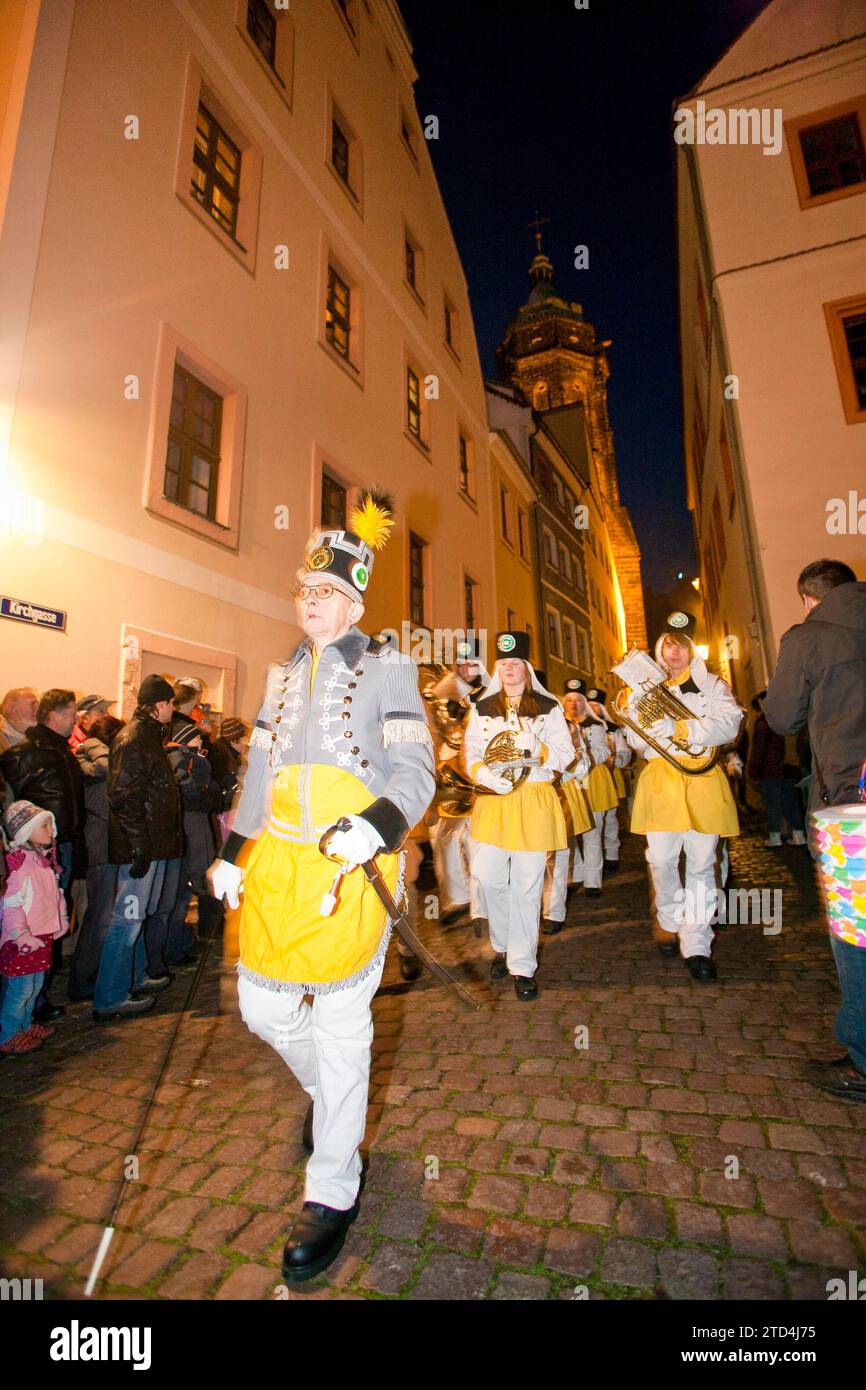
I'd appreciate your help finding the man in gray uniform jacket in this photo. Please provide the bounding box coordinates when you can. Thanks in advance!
[210,498,435,1279]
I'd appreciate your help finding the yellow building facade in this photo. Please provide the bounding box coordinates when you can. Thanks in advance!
[0,0,496,721]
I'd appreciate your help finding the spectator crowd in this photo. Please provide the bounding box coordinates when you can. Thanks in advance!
[0,677,247,1055]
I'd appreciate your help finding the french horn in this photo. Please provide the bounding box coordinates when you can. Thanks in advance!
[608,647,719,776]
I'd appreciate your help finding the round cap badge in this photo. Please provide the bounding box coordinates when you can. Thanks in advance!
[351,561,369,591]
[308,545,334,571]
[456,641,471,658]
[565,678,582,691]
[497,634,516,654]
[668,611,689,629]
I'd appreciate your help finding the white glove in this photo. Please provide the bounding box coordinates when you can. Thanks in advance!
[209,858,244,909]
[648,716,678,741]
[475,764,513,795]
[563,754,590,782]
[325,815,384,869]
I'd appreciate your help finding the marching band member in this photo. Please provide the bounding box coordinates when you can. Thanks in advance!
[541,678,593,934]
[209,498,434,1280]
[586,685,632,875]
[464,631,573,999]
[428,638,489,927]
[568,679,618,900]
[622,611,741,982]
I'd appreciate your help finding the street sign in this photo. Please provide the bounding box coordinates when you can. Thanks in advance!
[0,595,67,632]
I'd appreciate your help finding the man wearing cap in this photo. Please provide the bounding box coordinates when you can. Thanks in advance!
[464,631,574,998]
[586,685,632,875]
[428,637,490,928]
[92,675,182,1021]
[622,611,741,982]
[69,695,112,754]
[209,495,435,1281]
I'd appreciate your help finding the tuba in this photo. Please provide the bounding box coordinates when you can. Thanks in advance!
[609,647,719,776]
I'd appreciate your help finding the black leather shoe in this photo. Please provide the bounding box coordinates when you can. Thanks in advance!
[657,938,679,958]
[604,860,620,875]
[686,955,717,983]
[34,1002,65,1024]
[440,904,469,926]
[490,954,508,980]
[566,884,582,902]
[93,996,157,1022]
[282,1199,359,1281]
[514,975,538,1001]
[302,1101,314,1153]
[541,919,563,936]
[132,973,173,995]
[398,955,421,982]
[585,887,602,899]
[804,1055,866,1103]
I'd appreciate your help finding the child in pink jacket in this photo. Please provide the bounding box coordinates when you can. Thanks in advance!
[1,801,69,1055]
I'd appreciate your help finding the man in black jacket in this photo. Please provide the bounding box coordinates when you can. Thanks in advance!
[0,688,85,883]
[764,559,866,1103]
[92,675,182,1022]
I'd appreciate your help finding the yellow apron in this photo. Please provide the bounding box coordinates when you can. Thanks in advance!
[586,764,618,814]
[613,767,626,799]
[560,778,593,836]
[239,764,399,987]
[470,779,568,853]
[630,758,739,836]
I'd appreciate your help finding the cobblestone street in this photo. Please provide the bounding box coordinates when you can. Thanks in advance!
[1,815,864,1302]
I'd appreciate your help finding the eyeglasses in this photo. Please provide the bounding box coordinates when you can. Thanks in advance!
[296,583,336,602]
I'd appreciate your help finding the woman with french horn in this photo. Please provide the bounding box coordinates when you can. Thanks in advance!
[618,611,742,982]
[464,630,574,999]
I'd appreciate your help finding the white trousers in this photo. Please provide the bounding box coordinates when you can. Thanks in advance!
[237,955,385,1210]
[718,837,730,888]
[542,841,579,922]
[572,812,605,890]
[473,844,546,977]
[431,816,483,916]
[603,806,621,862]
[645,830,719,958]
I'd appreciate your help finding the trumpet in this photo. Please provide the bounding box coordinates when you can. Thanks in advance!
[609,647,719,776]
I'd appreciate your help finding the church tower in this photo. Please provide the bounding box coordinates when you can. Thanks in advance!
[497,231,647,650]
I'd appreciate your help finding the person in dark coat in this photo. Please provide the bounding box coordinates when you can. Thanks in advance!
[763,559,866,1104]
[0,689,85,886]
[68,714,124,1001]
[92,676,182,1021]
[747,693,806,847]
[0,689,85,1021]
[207,717,248,818]
[164,723,219,964]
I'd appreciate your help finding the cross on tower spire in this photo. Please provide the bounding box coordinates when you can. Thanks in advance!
[528,211,550,253]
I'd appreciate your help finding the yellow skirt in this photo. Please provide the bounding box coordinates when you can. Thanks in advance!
[587,764,618,814]
[470,779,568,853]
[630,758,740,836]
[613,767,627,800]
[239,765,399,987]
[561,779,593,837]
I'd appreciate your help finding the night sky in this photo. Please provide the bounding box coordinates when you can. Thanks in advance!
[399,0,772,591]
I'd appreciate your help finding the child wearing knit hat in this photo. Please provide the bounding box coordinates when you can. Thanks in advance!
[1,801,70,1054]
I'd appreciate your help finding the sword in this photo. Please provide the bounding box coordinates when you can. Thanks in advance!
[319,820,483,1011]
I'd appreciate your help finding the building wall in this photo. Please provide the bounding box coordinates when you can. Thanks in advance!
[486,386,627,693]
[488,429,539,663]
[677,9,866,693]
[0,0,494,719]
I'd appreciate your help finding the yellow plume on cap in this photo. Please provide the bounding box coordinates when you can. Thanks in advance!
[349,493,393,551]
